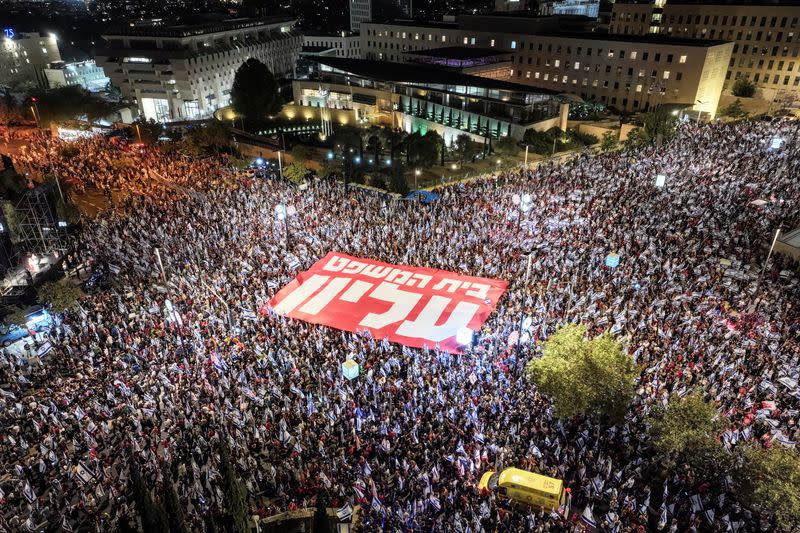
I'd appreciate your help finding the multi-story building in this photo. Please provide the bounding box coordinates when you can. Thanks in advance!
[96,16,302,122]
[43,60,110,91]
[361,15,733,116]
[293,55,562,144]
[350,0,372,33]
[303,34,361,59]
[0,31,61,89]
[540,0,601,18]
[609,1,800,100]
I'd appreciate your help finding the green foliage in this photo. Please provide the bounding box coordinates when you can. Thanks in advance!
[732,77,756,98]
[570,129,599,146]
[522,127,578,155]
[162,464,190,533]
[28,85,114,126]
[4,305,28,327]
[291,144,314,164]
[331,125,363,153]
[648,392,729,474]
[388,167,409,195]
[493,136,520,157]
[319,158,342,179]
[453,133,480,164]
[218,439,251,533]
[737,445,800,531]
[525,324,636,422]
[130,461,168,533]
[183,120,231,155]
[720,98,749,120]
[626,107,678,148]
[407,130,441,167]
[230,58,282,120]
[37,281,83,312]
[55,195,82,225]
[283,162,309,184]
[367,173,387,190]
[600,131,619,151]
[132,118,162,145]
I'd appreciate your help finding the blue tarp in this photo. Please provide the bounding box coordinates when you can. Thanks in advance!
[405,190,440,204]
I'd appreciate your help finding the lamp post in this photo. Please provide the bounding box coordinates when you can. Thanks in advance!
[415,169,421,190]
[524,145,529,166]
[515,251,534,360]
[512,193,533,230]
[275,203,289,247]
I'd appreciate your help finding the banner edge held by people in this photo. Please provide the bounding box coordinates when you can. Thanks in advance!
[266,252,508,354]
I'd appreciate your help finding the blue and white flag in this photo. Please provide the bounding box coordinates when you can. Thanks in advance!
[371,496,384,514]
[75,461,95,484]
[23,481,35,503]
[428,495,441,512]
[241,309,258,321]
[336,503,353,521]
[474,433,485,444]
[581,505,596,528]
[210,353,227,372]
[288,257,302,270]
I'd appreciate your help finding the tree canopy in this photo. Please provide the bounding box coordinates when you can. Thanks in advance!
[230,58,282,121]
[626,107,678,147]
[525,324,637,422]
[648,391,729,474]
[737,445,800,531]
[37,281,83,313]
[28,85,114,126]
[732,77,756,98]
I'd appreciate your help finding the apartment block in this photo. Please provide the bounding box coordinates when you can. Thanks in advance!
[361,15,733,116]
[96,17,302,122]
[610,1,800,100]
[0,31,61,89]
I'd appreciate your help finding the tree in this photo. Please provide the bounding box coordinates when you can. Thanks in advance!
[737,445,800,531]
[720,98,749,120]
[4,305,28,327]
[291,144,314,164]
[732,77,756,98]
[525,324,637,422]
[37,281,83,313]
[388,167,409,195]
[494,136,520,157]
[600,131,619,151]
[184,120,231,155]
[162,463,190,533]
[626,107,678,148]
[131,118,162,145]
[130,461,168,533]
[313,490,333,533]
[218,439,251,533]
[28,86,114,126]
[230,58,282,121]
[452,133,479,165]
[407,131,441,167]
[366,129,383,163]
[648,392,729,474]
[283,162,309,184]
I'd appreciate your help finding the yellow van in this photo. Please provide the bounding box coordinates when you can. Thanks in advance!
[478,468,565,510]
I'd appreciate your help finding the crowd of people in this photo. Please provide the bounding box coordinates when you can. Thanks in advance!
[12,133,242,198]
[0,118,799,533]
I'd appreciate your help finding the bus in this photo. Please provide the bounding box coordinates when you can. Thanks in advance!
[478,468,565,510]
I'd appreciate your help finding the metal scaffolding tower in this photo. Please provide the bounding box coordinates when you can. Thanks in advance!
[14,183,63,255]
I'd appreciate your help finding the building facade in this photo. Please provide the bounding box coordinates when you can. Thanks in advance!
[540,0,601,18]
[96,17,302,122]
[609,1,800,100]
[303,34,361,58]
[293,56,561,144]
[361,16,734,116]
[350,0,372,33]
[44,60,110,91]
[0,32,61,90]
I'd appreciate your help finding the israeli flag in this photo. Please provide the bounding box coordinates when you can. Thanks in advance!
[288,257,302,270]
[428,495,441,512]
[75,461,95,484]
[241,309,258,321]
[371,495,384,514]
[474,433,485,444]
[337,503,353,521]
[23,481,36,503]
[581,505,596,528]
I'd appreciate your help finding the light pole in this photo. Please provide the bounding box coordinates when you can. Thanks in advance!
[524,145,529,166]
[275,203,289,247]
[415,169,421,190]
[513,193,533,230]
[515,252,533,360]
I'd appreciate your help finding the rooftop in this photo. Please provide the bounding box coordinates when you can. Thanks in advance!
[311,56,560,95]
[405,46,509,60]
[540,31,730,46]
[103,16,295,38]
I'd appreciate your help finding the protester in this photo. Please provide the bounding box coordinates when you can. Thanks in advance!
[0,118,798,533]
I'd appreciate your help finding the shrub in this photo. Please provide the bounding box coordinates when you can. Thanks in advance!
[732,77,756,98]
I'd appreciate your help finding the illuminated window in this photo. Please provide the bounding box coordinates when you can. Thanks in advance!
[554,59,560,67]
[663,70,670,79]
[511,40,517,49]
[490,39,495,47]
[679,55,687,63]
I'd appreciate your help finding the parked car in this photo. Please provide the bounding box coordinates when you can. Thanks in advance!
[0,306,53,347]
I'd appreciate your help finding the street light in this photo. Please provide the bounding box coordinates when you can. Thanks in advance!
[414,169,421,190]
[275,203,290,247]
[327,151,334,160]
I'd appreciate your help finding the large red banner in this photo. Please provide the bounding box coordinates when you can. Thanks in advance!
[268,252,508,353]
